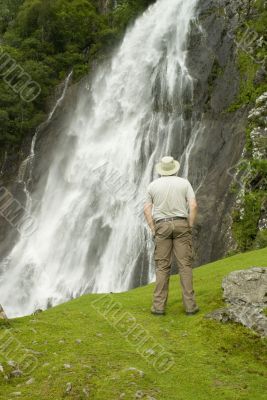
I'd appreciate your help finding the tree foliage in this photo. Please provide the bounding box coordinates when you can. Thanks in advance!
[0,0,154,159]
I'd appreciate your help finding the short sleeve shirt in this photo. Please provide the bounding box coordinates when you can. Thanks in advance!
[145,176,195,220]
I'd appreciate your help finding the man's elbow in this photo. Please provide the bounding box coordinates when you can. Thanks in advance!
[189,199,198,211]
[144,203,152,216]
[193,202,198,210]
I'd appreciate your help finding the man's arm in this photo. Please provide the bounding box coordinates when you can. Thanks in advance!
[144,202,155,236]
[188,198,198,228]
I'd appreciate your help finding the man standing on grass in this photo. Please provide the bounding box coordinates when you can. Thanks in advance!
[144,156,199,316]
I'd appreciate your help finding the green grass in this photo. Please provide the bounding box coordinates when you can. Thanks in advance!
[0,248,267,400]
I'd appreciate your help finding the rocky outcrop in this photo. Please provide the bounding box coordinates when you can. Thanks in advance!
[248,93,267,233]
[248,92,267,162]
[0,304,7,319]
[206,267,267,336]
[222,267,267,306]
[229,90,267,251]
[185,0,249,263]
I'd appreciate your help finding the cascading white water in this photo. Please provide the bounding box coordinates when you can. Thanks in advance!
[0,0,200,317]
[17,71,73,198]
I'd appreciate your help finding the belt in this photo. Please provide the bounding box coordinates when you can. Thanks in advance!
[155,216,188,224]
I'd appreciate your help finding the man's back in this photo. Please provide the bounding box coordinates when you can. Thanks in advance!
[146,176,195,221]
[144,156,199,316]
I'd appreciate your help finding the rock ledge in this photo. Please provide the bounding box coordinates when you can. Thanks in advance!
[206,267,267,336]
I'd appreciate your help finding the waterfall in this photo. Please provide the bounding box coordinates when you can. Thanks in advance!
[0,0,200,317]
[17,71,73,188]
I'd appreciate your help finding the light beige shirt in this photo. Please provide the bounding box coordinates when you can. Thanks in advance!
[145,176,195,221]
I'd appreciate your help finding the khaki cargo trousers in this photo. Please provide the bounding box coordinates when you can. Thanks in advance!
[153,218,197,312]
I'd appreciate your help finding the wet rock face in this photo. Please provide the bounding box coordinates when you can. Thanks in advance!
[184,0,249,264]
[206,267,267,337]
[0,304,8,319]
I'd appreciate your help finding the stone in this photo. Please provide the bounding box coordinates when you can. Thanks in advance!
[126,367,145,377]
[83,387,90,397]
[10,392,21,397]
[75,339,82,344]
[145,349,155,355]
[64,364,71,369]
[135,390,144,399]
[206,267,267,336]
[10,369,23,378]
[254,66,267,85]
[222,267,267,306]
[42,363,50,367]
[8,360,16,367]
[0,304,7,319]
[0,364,4,373]
[26,377,35,385]
[32,309,43,315]
[66,382,72,394]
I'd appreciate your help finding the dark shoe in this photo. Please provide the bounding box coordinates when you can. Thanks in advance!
[186,307,200,316]
[151,307,165,316]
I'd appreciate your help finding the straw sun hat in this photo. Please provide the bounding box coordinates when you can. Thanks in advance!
[156,156,180,176]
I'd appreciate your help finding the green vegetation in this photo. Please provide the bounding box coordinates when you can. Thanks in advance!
[0,0,154,163]
[0,248,267,399]
[232,191,265,251]
[227,0,267,112]
[231,157,267,252]
[227,0,267,252]
[227,51,266,112]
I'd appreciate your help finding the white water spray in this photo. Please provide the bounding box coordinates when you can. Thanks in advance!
[0,0,200,317]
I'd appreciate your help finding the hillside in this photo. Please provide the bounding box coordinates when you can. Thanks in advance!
[0,248,266,400]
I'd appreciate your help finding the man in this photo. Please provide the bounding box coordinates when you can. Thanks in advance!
[144,156,199,316]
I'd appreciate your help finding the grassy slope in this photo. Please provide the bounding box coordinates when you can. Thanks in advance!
[0,248,267,400]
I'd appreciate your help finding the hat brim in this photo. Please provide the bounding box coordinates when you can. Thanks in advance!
[156,160,180,176]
